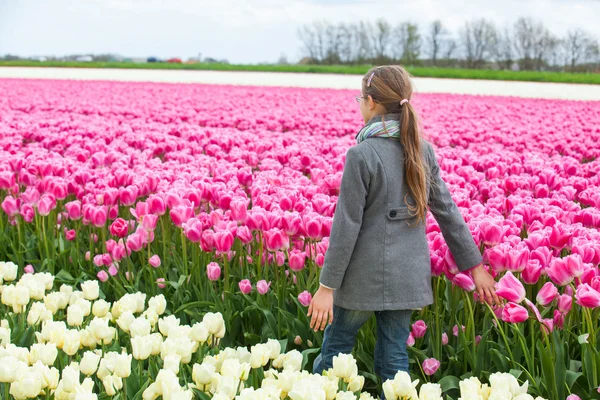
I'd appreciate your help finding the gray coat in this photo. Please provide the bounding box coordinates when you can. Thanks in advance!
[319,114,483,311]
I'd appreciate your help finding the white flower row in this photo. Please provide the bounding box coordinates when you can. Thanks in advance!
[0,264,547,400]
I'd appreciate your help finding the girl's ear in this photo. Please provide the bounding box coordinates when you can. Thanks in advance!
[367,95,376,110]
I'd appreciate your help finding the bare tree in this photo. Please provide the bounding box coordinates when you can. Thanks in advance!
[513,17,551,70]
[427,20,445,65]
[496,26,514,69]
[443,38,458,60]
[460,18,497,68]
[563,29,592,70]
[356,21,374,63]
[394,22,421,64]
[371,18,393,63]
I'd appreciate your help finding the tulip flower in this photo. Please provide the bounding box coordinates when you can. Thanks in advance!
[422,358,441,376]
[256,280,271,295]
[536,282,558,306]
[411,320,427,338]
[496,271,526,303]
[297,291,312,307]
[576,284,600,308]
[206,262,221,281]
[238,279,252,294]
[501,302,529,323]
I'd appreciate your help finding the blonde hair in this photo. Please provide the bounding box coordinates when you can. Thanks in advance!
[362,65,429,227]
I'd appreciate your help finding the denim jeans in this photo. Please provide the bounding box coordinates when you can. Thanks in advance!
[313,305,413,399]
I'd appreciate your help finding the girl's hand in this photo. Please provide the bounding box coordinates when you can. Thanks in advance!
[471,264,501,306]
[307,286,334,332]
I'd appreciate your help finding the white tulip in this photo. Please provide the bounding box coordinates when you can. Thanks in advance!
[29,342,58,366]
[282,350,303,372]
[130,316,152,338]
[158,315,180,337]
[44,292,64,314]
[382,380,398,400]
[221,358,249,380]
[27,301,53,326]
[68,291,85,306]
[191,321,209,343]
[102,374,123,396]
[212,374,239,400]
[1,285,15,306]
[14,285,31,307]
[237,346,252,364]
[148,294,167,315]
[63,329,82,356]
[88,317,113,342]
[332,354,358,382]
[359,392,377,400]
[149,332,163,356]
[391,371,419,399]
[167,325,192,340]
[134,292,147,313]
[75,298,92,316]
[113,352,132,378]
[513,394,535,400]
[347,374,365,393]
[5,343,30,364]
[202,312,226,336]
[117,311,135,334]
[164,354,181,374]
[0,326,10,346]
[80,351,101,376]
[142,382,161,400]
[288,380,326,400]
[489,372,528,396]
[9,367,44,400]
[60,284,73,296]
[0,261,18,282]
[131,335,153,360]
[75,392,98,400]
[250,343,271,369]
[0,355,19,382]
[92,299,110,318]
[67,304,86,327]
[61,365,81,392]
[335,391,357,400]
[419,383,443,400]
[192,362,216,387]
[35,362,60,390]
[81,280,99,301]
[143,308,159,328]
[266,339,282,360]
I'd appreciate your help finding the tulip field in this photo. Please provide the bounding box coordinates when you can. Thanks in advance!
[1,78,600,399]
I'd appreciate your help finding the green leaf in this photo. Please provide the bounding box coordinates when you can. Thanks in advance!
[565,371,583,391]
[439,375,461,392]
[509,369,523,380]
[553,330,566,400]
[55,269,74,282]
[301,348,320,372]
[174,301,215,315]
[536,340,556,400]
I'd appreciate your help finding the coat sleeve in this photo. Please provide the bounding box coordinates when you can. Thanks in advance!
[319,146,370,290]
[427,145,483,272]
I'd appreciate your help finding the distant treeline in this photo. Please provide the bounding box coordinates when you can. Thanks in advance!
[297,17,600,72]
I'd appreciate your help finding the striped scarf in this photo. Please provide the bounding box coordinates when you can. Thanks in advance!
[355,118,401,144]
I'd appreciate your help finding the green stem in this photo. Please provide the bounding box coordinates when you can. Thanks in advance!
[181,230,188,277]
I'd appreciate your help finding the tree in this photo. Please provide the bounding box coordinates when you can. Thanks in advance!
[427,20,446,65]
[563,28,592,70]
[460,18,497,68]
[371,18,393,63]
[513,17,552,71]
[495,26,514,70]
[395,22,421,64]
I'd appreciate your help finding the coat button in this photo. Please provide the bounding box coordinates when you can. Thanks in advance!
[389,210,397,218]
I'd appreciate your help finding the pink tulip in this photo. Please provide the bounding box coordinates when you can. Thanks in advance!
[453,324,466,336]
[156,278,166,289]
[566,253,585,278]
[65,229,77,241]
[93,255,104,267]
[256,280,271,295]
[24,265,34,274]
[119,186,139,206]
[485,245,507,273]
[235,226,253,244]
[566,395,582,400]
[549,225,570,250]
[475,335,482,345]
[501,302,529,323]
[149,255,161,268]
[230,199,248,223]
[20,204,34,223]
[206,262,221,281]
[214,230,234,254]
[305,218,323,240]
[315,254,324,267]
[289,251,307,272]
[264,229,289,252]
[411,320,427,338]
[505,245,529,273]
[406,332,415,347]
[37,194,57,217]
[298,290,312,307]
[97,270,109,282]
[496,271,526,303]
[453,273,476,292]
[108,264,119,276]
[126,233,144,252]
[142,214,159,231]
[576,284,600,308]
[238,279,252,294]
[422,358,441,376]
[92,207,108,228]
[110,218,129,238]
[522,259,543,285]
[536,282,558,306]
[85,251,91,261]
[553,309,565,329]
[547,258,574,286]
[442,333,448,345]
[148,196,166,216]
[558,294,572,313]
[1,196,19,216]
[480,221,503,247]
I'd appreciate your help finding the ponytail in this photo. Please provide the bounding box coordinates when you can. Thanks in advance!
[362,65,429,228]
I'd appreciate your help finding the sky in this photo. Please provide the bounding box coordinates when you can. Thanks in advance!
[1,0,599,64]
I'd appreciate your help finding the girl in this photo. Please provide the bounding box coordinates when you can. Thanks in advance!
[307,65,499,396]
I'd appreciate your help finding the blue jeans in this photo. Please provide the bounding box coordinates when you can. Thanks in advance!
[313,305,412,399]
